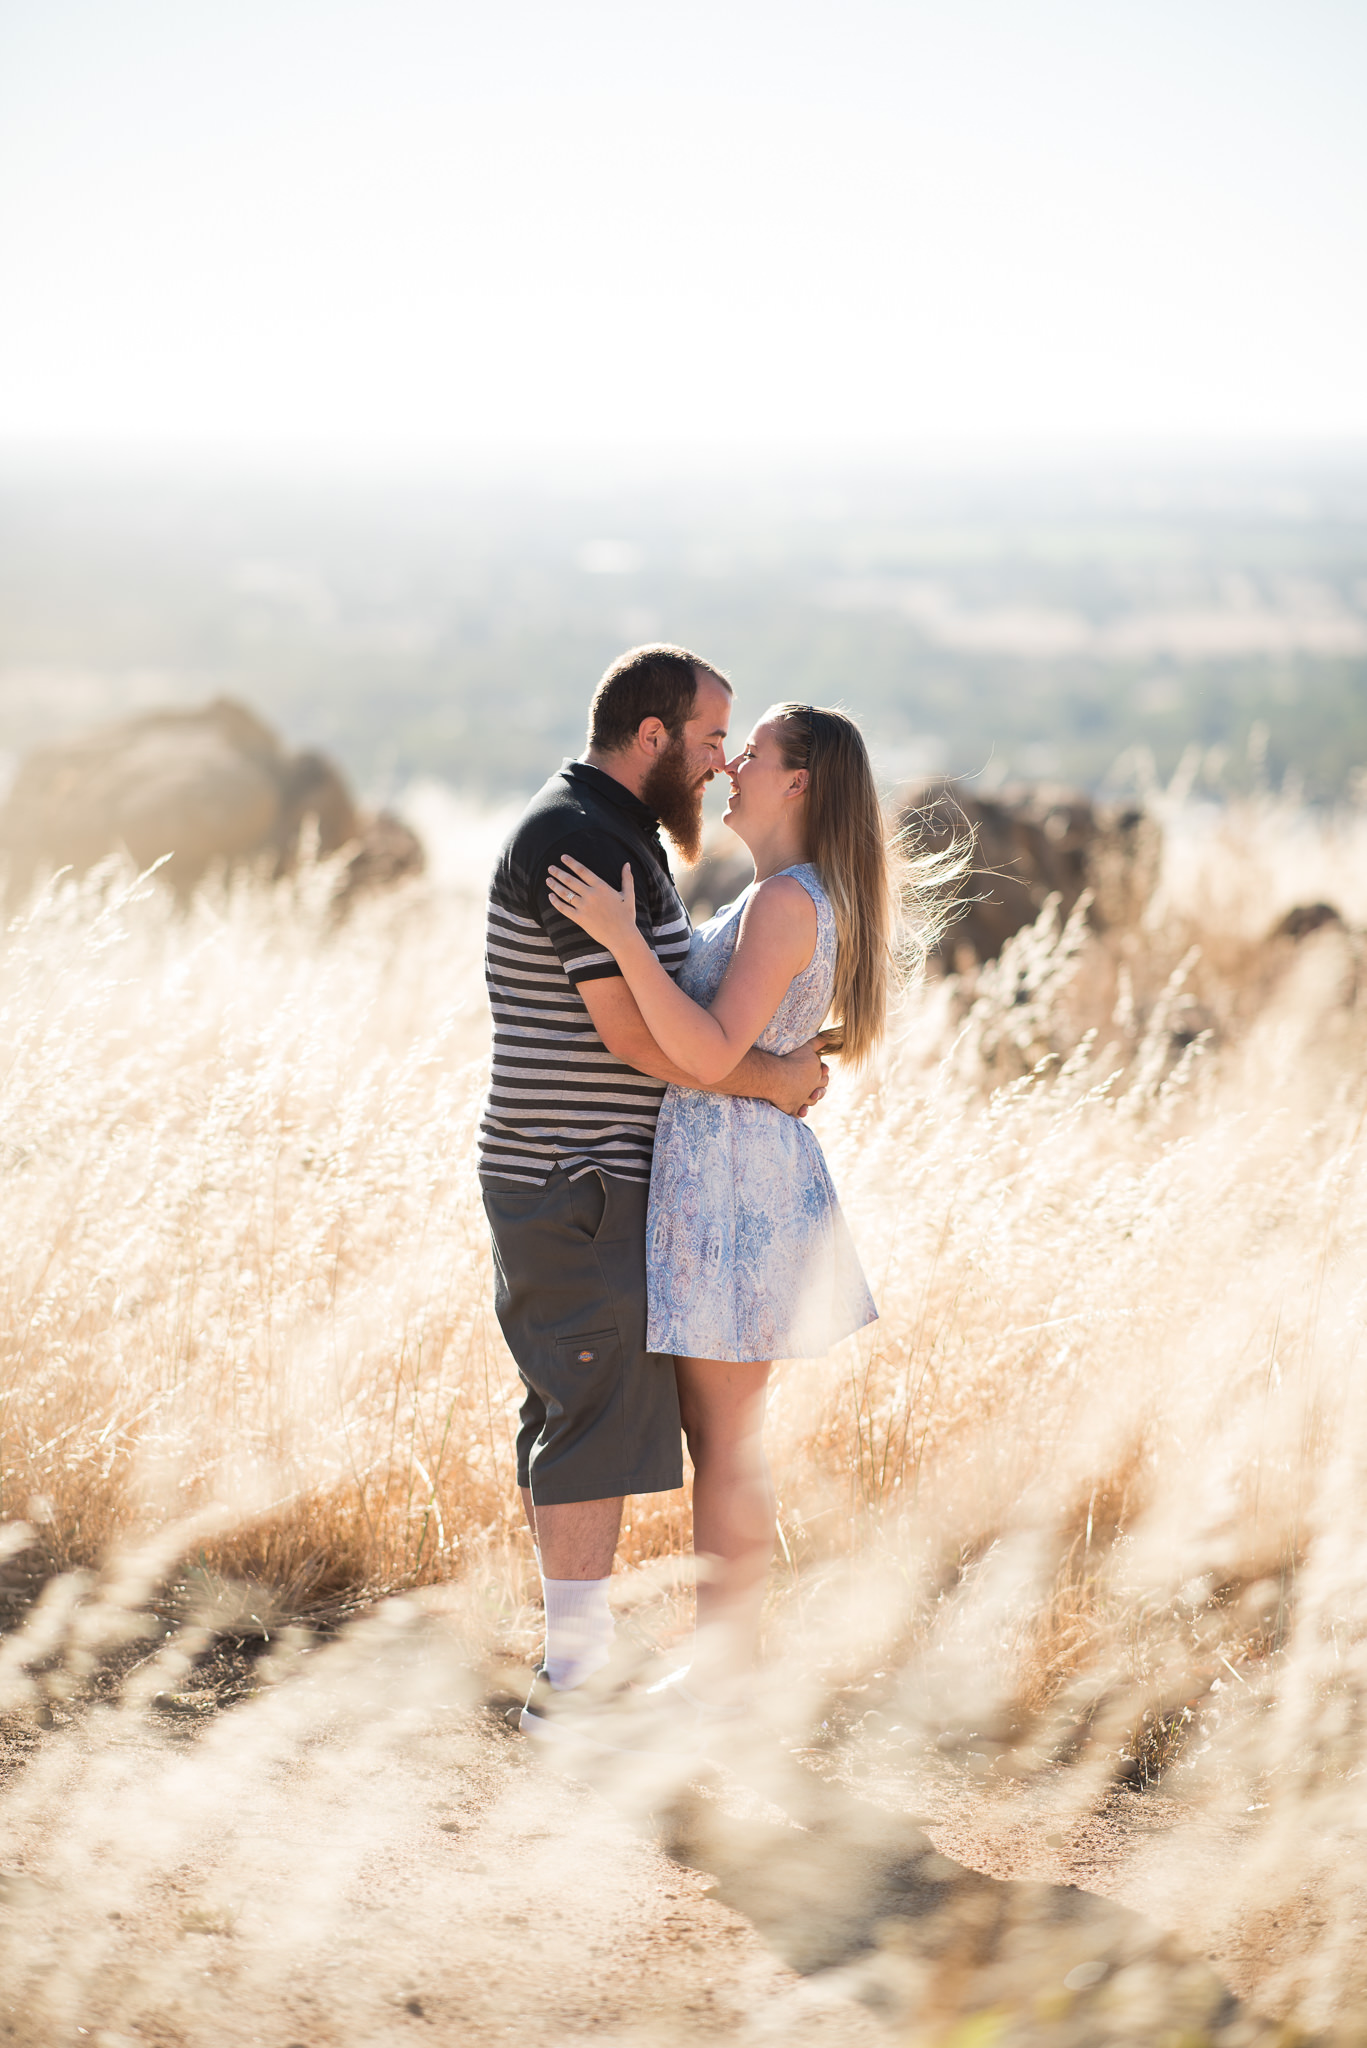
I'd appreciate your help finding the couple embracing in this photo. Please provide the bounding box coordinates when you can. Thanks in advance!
[478,644,892,1746]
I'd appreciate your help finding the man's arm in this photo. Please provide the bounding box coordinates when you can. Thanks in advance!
[580,976,827,1118]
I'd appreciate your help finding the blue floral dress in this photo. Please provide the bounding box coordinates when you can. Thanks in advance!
[646,863,878,1363]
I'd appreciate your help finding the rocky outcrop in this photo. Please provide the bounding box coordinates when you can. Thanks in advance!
[0,698,423,903]
[899,778,1161,968]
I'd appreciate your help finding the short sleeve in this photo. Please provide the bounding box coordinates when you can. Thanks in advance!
[533,828,657,986]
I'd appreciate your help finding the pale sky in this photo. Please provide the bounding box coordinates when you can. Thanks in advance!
[1,0,1364,455]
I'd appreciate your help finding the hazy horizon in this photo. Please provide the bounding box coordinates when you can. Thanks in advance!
[4,444,1364,807]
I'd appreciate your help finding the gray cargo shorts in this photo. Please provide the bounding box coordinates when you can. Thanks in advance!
[481,1164,683,1505]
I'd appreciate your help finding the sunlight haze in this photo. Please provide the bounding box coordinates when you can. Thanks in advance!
[2,0,1365,453]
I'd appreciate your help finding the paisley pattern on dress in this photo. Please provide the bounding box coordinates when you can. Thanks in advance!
[646,863,878,1363]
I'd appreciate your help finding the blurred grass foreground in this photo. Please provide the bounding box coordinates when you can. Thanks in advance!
[1,793,1367,2043]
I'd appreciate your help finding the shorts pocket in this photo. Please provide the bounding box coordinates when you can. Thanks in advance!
[554,1327,618,1371]
[583,1169,646,1248]
[568,1170,609,1243]
[482,1182,550,1226]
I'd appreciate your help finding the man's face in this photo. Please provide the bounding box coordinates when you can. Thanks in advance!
[641,672,731,865]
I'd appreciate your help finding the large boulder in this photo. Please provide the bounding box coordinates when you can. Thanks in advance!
[0,698,423,902]
[900,778,1161,967]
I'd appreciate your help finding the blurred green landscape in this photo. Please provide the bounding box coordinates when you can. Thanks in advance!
[2,450,1365,804]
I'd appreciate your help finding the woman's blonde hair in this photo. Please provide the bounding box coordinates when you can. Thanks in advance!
[769,704,890,1066]
[771,703,967,1066]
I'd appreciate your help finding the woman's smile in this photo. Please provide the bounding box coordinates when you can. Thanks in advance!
[722,739,759,818]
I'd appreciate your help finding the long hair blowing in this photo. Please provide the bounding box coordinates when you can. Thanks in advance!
[772,704,968,1066]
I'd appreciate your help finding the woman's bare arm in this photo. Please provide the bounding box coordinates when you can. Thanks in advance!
[547,856,817,1085]
[578,976,828,1115]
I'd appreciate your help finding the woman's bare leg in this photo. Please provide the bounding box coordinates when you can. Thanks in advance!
[675,1355,774,1696]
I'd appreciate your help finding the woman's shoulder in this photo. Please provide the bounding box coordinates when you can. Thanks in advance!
[766,863,831,919]
[748,870,818,914]
[777,860,827,896]
[736,871,819,957]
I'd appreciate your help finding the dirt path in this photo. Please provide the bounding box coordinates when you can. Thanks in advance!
[0,1609,887,2047]
[0,1606,1308,2046]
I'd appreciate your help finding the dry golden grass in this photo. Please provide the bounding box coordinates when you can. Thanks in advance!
[1,803,1364,1645]
[1,797,1366,2041]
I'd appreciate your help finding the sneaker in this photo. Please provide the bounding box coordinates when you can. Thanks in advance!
[518,1666,574,1741]
[518,1664,640,1751]
[519,1659,735,1760]
[640,1666,748,1732]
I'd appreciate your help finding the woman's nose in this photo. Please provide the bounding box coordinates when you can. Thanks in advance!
[722,751,744,779]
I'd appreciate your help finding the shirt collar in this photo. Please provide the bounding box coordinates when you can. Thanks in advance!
[562,759,662,837]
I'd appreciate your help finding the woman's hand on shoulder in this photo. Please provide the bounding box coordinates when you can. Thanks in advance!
[547,854,641,950]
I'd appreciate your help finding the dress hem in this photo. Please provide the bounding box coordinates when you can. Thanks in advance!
[648,1309,879,1365]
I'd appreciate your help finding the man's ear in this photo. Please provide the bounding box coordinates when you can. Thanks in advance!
[635,716,670,757]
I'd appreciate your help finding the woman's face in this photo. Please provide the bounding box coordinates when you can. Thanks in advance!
[722,715,805,838]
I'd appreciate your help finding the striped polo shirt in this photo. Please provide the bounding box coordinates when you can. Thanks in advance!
[477,761,692,1186]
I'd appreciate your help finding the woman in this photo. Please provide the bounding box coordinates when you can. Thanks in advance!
[546,702,892,1706]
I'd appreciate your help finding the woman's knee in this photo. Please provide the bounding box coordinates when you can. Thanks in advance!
[686,1423,767,1490]
[677,1361,770,1471]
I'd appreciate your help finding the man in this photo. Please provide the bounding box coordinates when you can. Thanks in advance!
[478,644,827,1737]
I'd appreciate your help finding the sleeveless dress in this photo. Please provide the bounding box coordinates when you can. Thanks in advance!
[646,863,878,1363]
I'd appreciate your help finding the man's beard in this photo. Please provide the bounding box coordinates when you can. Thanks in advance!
[641,736,707,865]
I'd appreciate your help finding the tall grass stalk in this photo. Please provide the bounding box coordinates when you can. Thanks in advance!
[0,801,1364,2035]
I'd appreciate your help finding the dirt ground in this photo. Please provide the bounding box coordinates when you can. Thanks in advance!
[0,1605,1316,2046]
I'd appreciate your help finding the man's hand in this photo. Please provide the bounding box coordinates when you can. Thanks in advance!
[770,1036,830,1119]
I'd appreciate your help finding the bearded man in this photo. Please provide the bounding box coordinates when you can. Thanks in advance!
[478,644,827,1739]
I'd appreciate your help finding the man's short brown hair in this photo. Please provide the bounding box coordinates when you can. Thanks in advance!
[587,644,731,754]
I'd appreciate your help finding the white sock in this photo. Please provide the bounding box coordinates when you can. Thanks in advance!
[542,1576,614,1691]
